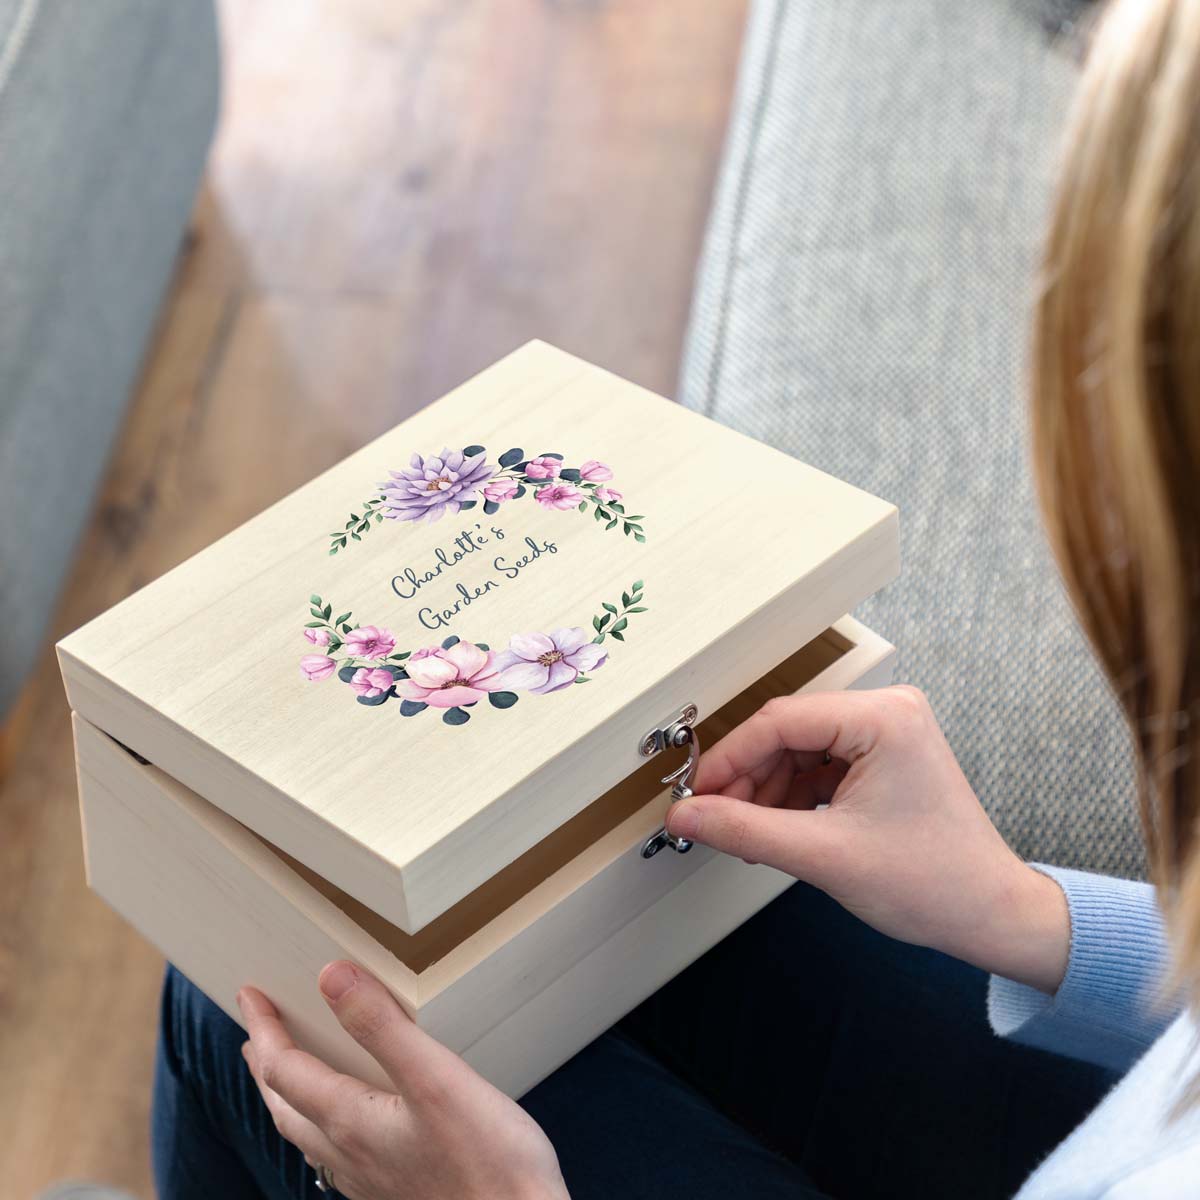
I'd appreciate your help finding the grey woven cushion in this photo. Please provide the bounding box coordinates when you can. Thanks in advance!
[0,0,219,717]
[680,0,1145,877]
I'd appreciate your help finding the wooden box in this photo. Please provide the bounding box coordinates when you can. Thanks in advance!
[59,341,899,1098]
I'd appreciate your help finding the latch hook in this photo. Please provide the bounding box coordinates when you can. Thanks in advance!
[640,714,701,859]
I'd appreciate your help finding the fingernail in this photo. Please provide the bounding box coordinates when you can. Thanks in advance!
[669,802,700,840]
[319,960,358,1002]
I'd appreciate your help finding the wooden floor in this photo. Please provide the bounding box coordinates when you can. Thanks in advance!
[0,2,747,1196]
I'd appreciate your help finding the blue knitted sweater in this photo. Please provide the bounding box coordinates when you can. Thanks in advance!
[991,866,1199,1197]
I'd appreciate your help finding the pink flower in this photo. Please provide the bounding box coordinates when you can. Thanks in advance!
[494,628,607,694]
[303,628,331,646]
[396,640,504,709]
[535,483,585,511]
[483,479,519,504]
[524,456,562,480]
[409,646,442,661]
[349,667,395,699]
[344,625,396,659]
[300,655,336,682]
[593,486,622,504]
[579,460,613,482]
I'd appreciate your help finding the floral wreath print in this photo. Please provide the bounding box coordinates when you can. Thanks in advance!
[301,441,648,726]
[299,581,647,726]
[327,444,645,554]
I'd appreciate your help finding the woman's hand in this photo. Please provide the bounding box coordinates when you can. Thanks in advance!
[667,685,1071,993]
[238,962,569,1200]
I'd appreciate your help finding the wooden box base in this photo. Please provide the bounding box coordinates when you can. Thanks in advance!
[74,617,894,1098]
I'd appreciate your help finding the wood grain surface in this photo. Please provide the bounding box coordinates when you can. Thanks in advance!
[0,1,748,1195]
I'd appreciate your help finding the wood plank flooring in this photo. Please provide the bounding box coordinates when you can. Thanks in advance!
[0,2,747,1195]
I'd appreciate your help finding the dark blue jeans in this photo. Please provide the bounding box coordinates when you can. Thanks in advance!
[152,883,1116,1200]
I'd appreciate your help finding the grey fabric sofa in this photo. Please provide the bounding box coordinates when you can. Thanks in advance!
[0,0,220,719]
[680,0,1144,877]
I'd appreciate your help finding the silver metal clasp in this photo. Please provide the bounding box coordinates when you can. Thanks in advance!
[639,704,701,859]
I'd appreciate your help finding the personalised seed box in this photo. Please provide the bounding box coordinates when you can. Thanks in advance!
[60,341,899,1097]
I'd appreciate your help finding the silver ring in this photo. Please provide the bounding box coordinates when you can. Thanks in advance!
[315,1162,335,1193]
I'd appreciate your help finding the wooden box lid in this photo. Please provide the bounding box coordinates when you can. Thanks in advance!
[58,342,898,934]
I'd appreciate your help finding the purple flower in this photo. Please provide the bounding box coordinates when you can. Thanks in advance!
[579,460,613,482]
[343,625,396,659]
[535,483,585,511]
[494,628,607,694]
[349,667,395,699]
[593,486,622,504]
[483,479,519,504]
[303,628,331,646]
[301,655,336,682]
[524,456,561,480]
[380,448,495,523]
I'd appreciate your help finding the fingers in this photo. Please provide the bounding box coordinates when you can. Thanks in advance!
[694,691,886,797]
[667,793,844,882]
[319,961,472,1096]
[237,987,372,1130]
[241,1039,339,1166]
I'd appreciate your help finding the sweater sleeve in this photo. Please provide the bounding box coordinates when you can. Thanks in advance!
[987,865,1178,1074]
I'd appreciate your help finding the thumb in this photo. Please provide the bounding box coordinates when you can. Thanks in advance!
[318,960,461,1091]
[667,794,843,882]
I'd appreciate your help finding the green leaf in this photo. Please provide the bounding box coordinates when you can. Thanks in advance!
[626,606,648,613]
[310,608,324,620]
[357,689,393,707]
[399,699,428,717]
[327,637,342,652]
[597,613,611,630]
[593,633,606,644]
[475,643,489,651]
[634,533,646,543]
[334,613,352,627]
[442,635,460,649]
[483,500,499,515]
[592,615,603,632]
[357,522,369,533]
[459,500,477,511]
[389,651,411,661]
[443,706,471,726]
[329,548,338,555]
[304,620,326,628]
[341,623,352,634]
[514,484,526,499]
[499,447,524,468]
[322,604,332,619]
[612,618,628,632]
[577,501,588,512]
[610,503,625,513]
[374,513,384,524]
[338,664,359,683]
[602,602,618,614]
[540,452,564,460]
[574,675,591,684]
[610,630,625,642]
[338,537,347,547]
[633,579,644,591]
[351,532,360,541]
[596,508,610,521]
[349,513,360,523]
[488,691,519,709]
[310,594,321,605]
[606,518,618,530]
[622,591,631,607]
[463,444,486,457]
[593,507,604,522]
[623,523,632,535]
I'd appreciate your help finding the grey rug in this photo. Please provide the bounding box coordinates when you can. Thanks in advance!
[680,0,1144,877]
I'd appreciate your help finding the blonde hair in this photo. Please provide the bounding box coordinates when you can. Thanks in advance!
[1033,0,1200,1039]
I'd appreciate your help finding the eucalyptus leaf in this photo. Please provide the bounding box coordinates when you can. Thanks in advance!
[483,500,499,515]
[442,635,460,649]
[399,700,428,717]
[459,500,477,511]
[515,485,527,499]
[488,691,518,709]
[559,468,581,482]
[499,447,524,468]
[338,665,359,683]
[356,689,393,707]
[463,445,486,457]
[443,706,471,726]
[476,643,489,651]
[540,452,564,460]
